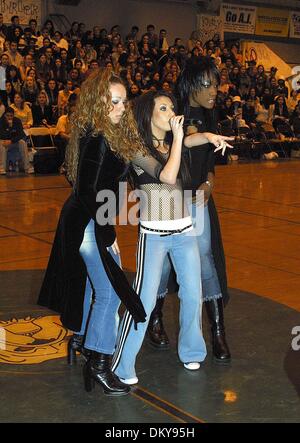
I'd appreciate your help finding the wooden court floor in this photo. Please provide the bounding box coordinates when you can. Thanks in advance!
[0,158,300,313]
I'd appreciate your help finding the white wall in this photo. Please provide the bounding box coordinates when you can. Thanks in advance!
[45,0,197,44]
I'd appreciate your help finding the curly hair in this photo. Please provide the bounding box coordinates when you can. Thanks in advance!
[65,68,146,184]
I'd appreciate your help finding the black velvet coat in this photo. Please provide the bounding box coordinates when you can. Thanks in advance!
[38,133,146,331]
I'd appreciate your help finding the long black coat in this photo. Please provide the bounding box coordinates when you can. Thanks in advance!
[38,133,146,331]
[188,106,229,305]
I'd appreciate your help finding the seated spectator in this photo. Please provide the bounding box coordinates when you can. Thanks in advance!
[158,29,169,50]
[219,96,234,123]
[73,59,86,78]
[242,97,257,128]
[43,19,55,38]
[83,59,99,79]
[19,54,34,82]
[272,95,289,132]
[21,76,39,106]
[290,103,300,137]
[229,65,240,90]
[257,64,267,83]
[11,93,33,129]
[84,41,97,64]
[58,80,73,115]
[51,57,68,88]
[36,28,52,49]
[28,18,38,37]
[146,24,159,49]
[3,81,16,107]
[190,46,204,62]
[3,41,23,68]
[247,87,259,106]
[232,95,243,118]
[54,102,75,166]
[269,76,278,98]
[287,89,300,114]
[32,91,54,126]
[53,30,69,51]
[36,53,52,89]
[68,68,82,87]
[65,22,80,46]
[45,79,59,122]
[126,25,139,43]
[218,73,231,100]
[161,80,172,92]
[256,76,266,98]
[6,65,22,94]
[273,95,289,119]
[275,76,289,98]
[255,89,274,125]
[0,107,33,174]
[128,83,141,100]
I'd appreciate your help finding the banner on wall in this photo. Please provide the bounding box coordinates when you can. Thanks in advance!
[0,0,42,25]
[196,14,224,44]
[289,12,300,39]
[241,41,292,80]
[255,8,289,37]
[221,3,256,34]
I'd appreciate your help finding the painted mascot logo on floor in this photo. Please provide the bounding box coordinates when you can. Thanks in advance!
[0,316,72,364]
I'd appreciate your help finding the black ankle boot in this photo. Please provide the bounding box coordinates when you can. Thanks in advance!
[205,299,231,364]
[67,334,91,365]
[147,297,170,350]
[83,352,130,396]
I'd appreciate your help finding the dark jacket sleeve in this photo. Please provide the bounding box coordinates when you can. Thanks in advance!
[207,146,215,175]
[0,119,6,139]
[75,133,106,219]
[75,133,117,247]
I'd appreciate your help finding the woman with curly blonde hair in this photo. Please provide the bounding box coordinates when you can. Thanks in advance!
[38,68,146,397]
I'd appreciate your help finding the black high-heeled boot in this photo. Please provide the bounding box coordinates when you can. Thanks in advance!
[205,298,231,364]
[147,297,170,350]
[83,352,130,396]
[67,334,90,365]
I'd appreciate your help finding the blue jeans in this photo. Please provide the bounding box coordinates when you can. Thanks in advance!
[158,205,222,301]
[78,220,121,355]
[112,230,207,380]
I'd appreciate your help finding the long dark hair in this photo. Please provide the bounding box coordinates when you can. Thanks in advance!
[132,90,191,188]
[274,95,289,118]
[176,56,220,131]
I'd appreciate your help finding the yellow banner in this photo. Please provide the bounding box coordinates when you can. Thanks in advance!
[241,41,292,87]
[255,8,290,37]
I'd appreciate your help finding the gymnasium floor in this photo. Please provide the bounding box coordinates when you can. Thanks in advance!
[0,159,300,423]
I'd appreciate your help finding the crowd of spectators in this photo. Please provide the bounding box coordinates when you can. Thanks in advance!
[0,14,299,174]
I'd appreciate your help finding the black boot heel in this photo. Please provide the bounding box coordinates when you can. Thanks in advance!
[84,352,130,396]
[83,363,95,392]
[205,299,231,364]
[67,334,91,365]
[67,343,77,365]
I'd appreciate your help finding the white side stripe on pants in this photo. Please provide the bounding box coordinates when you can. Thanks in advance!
[112,233,146,371]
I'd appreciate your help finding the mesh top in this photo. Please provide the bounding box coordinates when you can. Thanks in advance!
[132,152,191,222]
